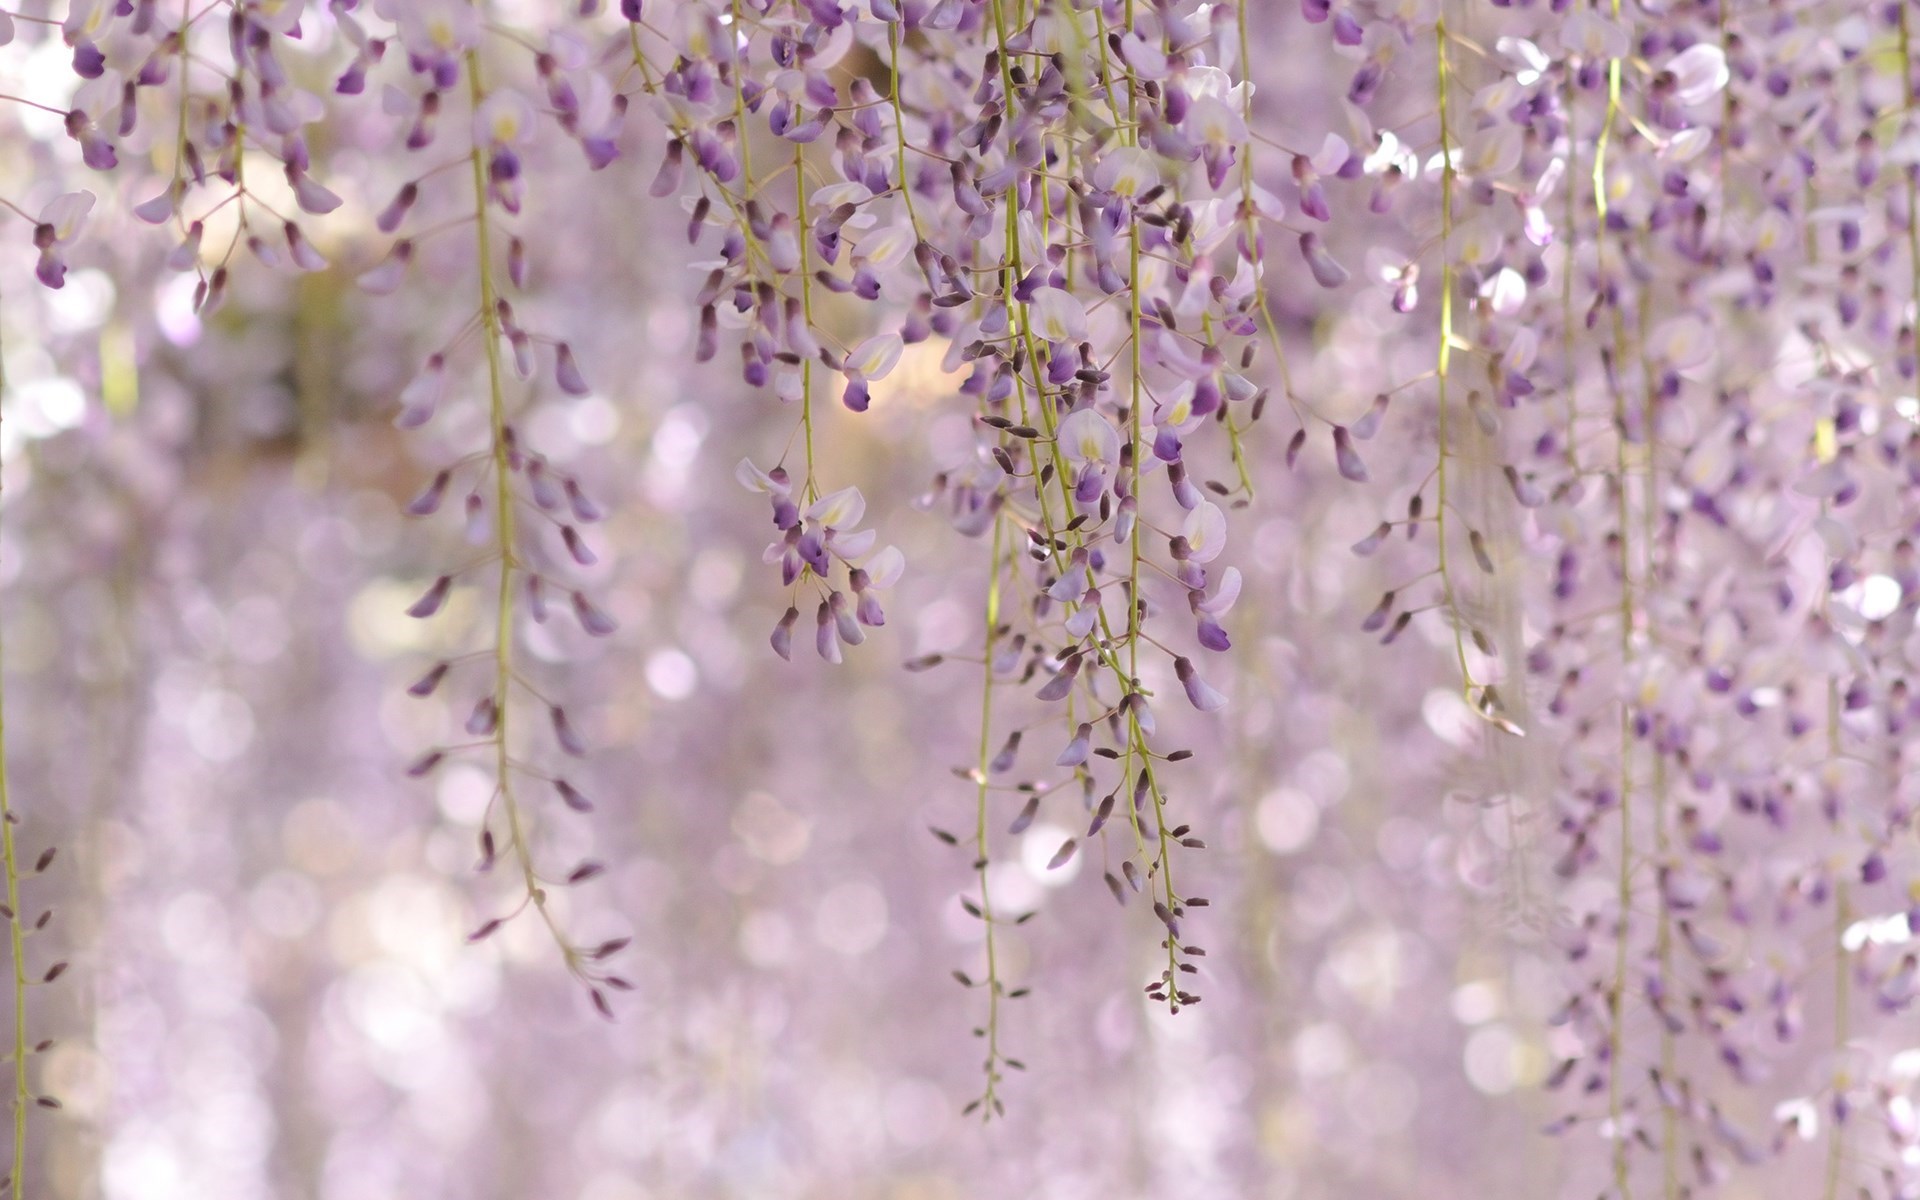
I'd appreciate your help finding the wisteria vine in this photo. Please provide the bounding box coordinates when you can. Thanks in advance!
[6,0,1920,1195]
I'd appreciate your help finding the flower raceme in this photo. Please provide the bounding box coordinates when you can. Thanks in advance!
[6,1,1920,1192]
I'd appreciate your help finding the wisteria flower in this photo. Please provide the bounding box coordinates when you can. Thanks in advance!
[842,332,903,412]
[33,191,95,289]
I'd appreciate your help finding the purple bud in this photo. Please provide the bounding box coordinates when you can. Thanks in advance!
[565,479,604,523]
[555,343,591,396]
[377,182,418,233]
[830,591,865,646]
[771,606,799,660]
[1300,233,1350,288]
[551,705,588,757]
[408,662,450,697]
[1057,723,1091,767]
[571,592,617,636]
[407,575,452,619]
[990,731,1021,774]
[287,168,342,215]
[561,526,597,566]
[72,41,105,78]
[507,237,528,290]
[1036,655,1080,701]
[134,186,177,225]
[815,602,842,663]
[1175,657,1228,712]
[466,696,498,736]
[1351,393,1389,440]
[407,470,451,516]
[649,139,684,197]
[1333,426,1369,482]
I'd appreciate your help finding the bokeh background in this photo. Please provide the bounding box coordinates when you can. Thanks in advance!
[0,2,1899,1199]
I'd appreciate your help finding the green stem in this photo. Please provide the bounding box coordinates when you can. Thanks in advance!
[1433,21,1473,700]
[0,266,24,1200]
[466,50,567,963]
[973,515,1006,1117]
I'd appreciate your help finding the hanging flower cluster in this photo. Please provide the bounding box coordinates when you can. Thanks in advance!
[11,0,1920,1191]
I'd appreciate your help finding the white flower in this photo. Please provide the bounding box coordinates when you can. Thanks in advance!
[39,192,95,243]
[475,91,534,146]
[1667,44,1730,106]
[1092,146,1159,198]
[1182,502,1228,564]
[1058,408,1120,465]
[1029,288,1089,343]
[807,486,866,529]
[846,333,903,382]
[1560,10,1630,60]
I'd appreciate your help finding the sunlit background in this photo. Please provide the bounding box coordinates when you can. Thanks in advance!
[0,3,1913,1199]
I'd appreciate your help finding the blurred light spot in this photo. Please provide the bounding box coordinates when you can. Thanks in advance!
[342,490,401,555]
[709,843,760,894]
[1376,817,1428,870]
[186,689,255,762]
[651,405,707,468]
[1858,574,1902,621]
[436,764,493,826]
[647,304,690,353]
[162,892,231,965]
[732,792,810,865]
[645,648,698,699]
[1463,1023,1522,1094]
[283,798,359,876]
[156,274,203,345]
[569,394,620,445]
[869,340,957,409]
[1451,979,1504,1024]
[1290,864,1352,932]
[250,870,321,939]
[1020,821,1081,886]
[579,1172,653,1200]
[226,595,290,663]
[369,874,463,966]
[915,597,971,654]
[988,860,1041,915]
[103,1123,187,1200]
[884,1078,949,1147]
[689,549,742,607]
[43,1040,108,1119]
[1344,1061,1418,1136]
[350,579,473,659]
[340,960,446,1074]
[1775,1097,1819,1140]
[1292,1022,1351,1078]
[1422,687,1476,747]
[1843,910,1911,950]
[18,375,86,436]
[1293,748,1352,802]
[1327,928,1403,1010]
[739,909,795,968]
[42,267,115,333]
[1256,787,1319,855]
[813,880,888,956]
